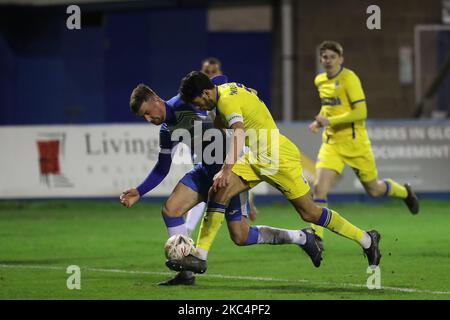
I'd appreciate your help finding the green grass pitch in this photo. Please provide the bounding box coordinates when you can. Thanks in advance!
[0,199,449,300]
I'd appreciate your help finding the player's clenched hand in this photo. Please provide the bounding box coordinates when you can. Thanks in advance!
[315,115,330,127]
[309,120,321,134]
[120,188,140,208]
[212,169,231,192]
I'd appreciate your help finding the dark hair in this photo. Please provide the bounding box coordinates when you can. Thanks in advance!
[319,41,344,56]
[129,84,156,114]
[179,71,215,103]
[201,57,221,68]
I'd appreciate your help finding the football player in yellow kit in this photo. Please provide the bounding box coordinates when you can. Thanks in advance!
[309,41,419,240]
[201,57,258,221]
[165,71,382,275]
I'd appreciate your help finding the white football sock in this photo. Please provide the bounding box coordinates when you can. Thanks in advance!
[256,226,307,245]
[167,224,188,237]
[186,202,206,236]
[360,232,372,249]
[195,247,208,260]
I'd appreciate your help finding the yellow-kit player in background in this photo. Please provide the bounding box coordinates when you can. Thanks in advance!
[309,41,419,240]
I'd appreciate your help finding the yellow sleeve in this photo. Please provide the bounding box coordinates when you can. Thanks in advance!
[328,104,367,125]
[315,75,325,117]
[218,95,244,128]
[318,107,326,117]
[345,71,366,106]
[314,74,321,88]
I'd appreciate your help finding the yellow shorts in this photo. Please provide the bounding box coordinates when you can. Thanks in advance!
[316,139,378,182]
[232,138,310,200]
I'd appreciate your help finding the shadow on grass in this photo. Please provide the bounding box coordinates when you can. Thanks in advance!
[175,280,390,297]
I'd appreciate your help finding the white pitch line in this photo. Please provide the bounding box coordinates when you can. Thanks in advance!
[0,264,449,296]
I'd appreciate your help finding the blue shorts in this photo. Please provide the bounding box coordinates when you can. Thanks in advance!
[180,164,250,221]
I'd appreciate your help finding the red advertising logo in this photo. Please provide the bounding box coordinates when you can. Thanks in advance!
[37,140,61,175]
[36,133,73,188]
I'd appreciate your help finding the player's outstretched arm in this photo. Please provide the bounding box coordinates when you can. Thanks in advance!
[317,103,367,127]
[120,188,140,208]
[120,151,173,208]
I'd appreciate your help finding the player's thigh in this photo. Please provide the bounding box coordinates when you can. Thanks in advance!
[179,164,211,199]
[262,141,311,200]
[344,140,378,183]
[316,143,345,175]
[163,182,204,217]
[209,172,250,204]
[231,152,262,190]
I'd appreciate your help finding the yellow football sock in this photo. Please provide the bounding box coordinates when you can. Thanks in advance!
[311,224,324,239]
[321,208,365,244]
[385,179,408,199]
[311,199,327,239]
[196,206,225,254]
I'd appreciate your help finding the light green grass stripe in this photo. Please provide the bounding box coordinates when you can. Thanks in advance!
[1,264,449,296]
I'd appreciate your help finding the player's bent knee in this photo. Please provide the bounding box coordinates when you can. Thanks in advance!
[161,201,181,218]
[230,234,247,246]
[228,227,248,246]
[208,188,232,204]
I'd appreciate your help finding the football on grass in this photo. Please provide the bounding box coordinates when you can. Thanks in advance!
[164,234,195,260]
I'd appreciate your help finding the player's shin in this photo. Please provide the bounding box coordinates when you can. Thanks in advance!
[244,226,307,245]
[162,215,188,237]
[195,202,226,260]
[383,179,408,199]
[186,202,206,236]
[310,198,327,239]
[317,207,371,249]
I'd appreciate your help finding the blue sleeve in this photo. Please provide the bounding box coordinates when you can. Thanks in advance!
[211,74,228,85]
[136,152,172,196]
[136,127,174,196]
[159,124,174,151]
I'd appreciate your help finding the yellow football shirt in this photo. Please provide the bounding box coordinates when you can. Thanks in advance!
[216,82,289,151]
[314,67,369,143]
[216,82,310,199]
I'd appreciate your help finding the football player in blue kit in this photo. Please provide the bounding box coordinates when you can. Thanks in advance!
[120,72,254,285]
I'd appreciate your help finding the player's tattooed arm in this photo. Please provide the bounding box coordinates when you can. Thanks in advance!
[211,111,227,129]
[213,121,245,191]
[224,121,245,168]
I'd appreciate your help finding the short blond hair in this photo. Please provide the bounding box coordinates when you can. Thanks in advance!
[319,41,344,56]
